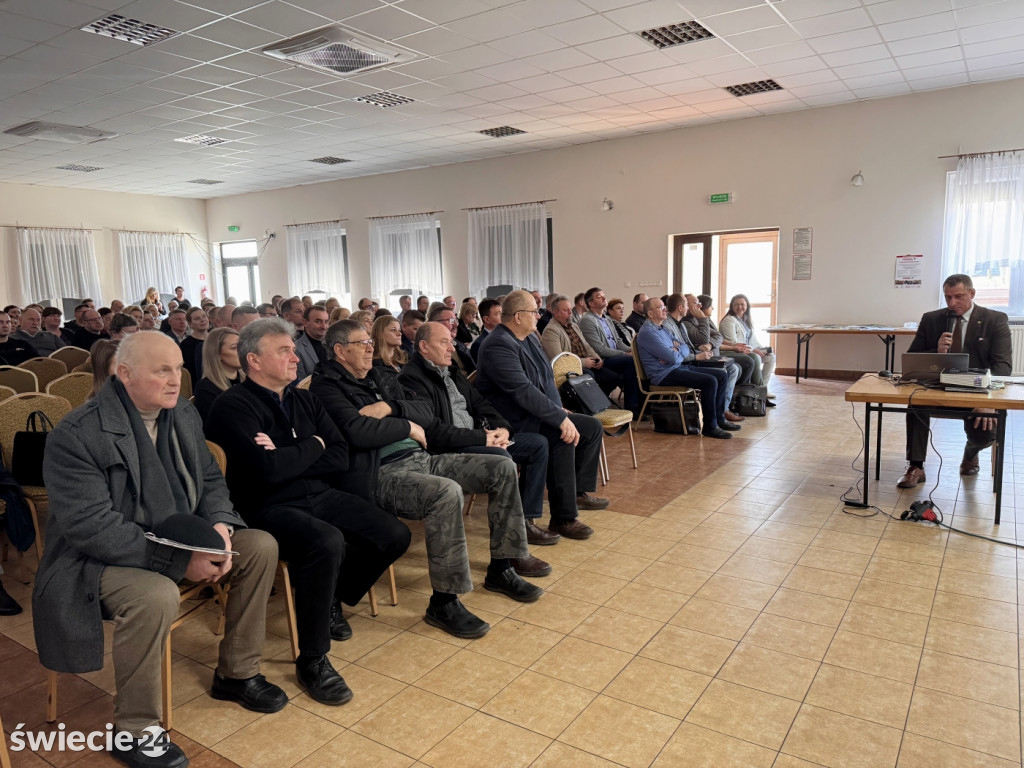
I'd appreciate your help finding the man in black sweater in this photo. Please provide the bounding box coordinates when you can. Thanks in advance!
[205,318,410,706]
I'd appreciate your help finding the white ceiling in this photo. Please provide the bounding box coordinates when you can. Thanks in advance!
[1,0,1022,198]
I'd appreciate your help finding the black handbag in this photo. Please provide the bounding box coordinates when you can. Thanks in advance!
[731,384,767,417]
[560,371,612,416]
[651,402,701,434]
[693,356,728,368]
[12,411,54,486]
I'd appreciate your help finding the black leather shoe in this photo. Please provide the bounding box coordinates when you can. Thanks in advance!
[211,672,287,713]
[110,731,188,768]
[576,492,609,510]
[765,399,777,407]
[702,428,733,439]
[548,519,594,540]
[720,422,741,431]
[526,520,560,546]
[330,604,352,641]
[513,554,552,577]
[0,581,22,616]
[296,655,353,705]
[485,567,544,602]
[424,599,490,639]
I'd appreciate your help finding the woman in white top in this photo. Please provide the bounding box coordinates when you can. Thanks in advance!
[720,294,776,399]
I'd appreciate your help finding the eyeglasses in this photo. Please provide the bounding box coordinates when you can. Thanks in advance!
[516,310,542,317]
[345,338,374,346]
[441,318,457,325]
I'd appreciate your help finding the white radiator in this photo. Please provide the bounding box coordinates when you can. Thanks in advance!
[1012,325,1024,375]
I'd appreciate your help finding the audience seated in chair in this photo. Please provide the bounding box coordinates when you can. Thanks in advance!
[193,328,242,424]
[0,311,38,365]
[577,287,640,418]
[371,315,407,380]
[12,308,64,356]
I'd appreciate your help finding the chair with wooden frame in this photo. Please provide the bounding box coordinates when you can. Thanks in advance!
[49,346,90,370]
[45,372,93,409]
[178,368,193,401]
[0,385,14,402]
[0,710,11,768]
[18,357,67,392]
[630,339,700,428]
[297,375,312,390]
[0,366,38,394]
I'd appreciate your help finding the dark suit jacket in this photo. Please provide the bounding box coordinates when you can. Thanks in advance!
[907,304,1012,375]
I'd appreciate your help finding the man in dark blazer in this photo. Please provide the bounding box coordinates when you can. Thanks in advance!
[475,290,607,540]
[294,305,328,381]
[898,273,1013,487]
[428,305,476,376]
[36,332,285,768]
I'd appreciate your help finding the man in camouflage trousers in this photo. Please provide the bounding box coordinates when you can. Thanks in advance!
[310,319,543,640]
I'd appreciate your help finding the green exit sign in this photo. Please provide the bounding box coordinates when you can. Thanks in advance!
[228,225,240,232]
[708,193,733,204]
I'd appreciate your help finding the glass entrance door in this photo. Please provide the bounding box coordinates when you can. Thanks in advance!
[718,231,778,341]
[220,241,261,305]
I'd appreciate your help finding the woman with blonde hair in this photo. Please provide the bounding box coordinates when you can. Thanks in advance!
[329,306,351,324]
[124,305,144,324]
[455,302,480,344]
[140,287,164,316]
[371,315,407,378]
[349,310,374,333]
[193,327,243,424]
[88,339,119,398]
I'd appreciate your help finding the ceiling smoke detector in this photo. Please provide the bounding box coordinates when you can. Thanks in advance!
[263,25,416,76]
[4,121,118,144]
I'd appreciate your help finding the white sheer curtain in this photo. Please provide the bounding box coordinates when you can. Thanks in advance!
[467,202,549,298]
[368,214,442,301]
[942,151,1024,313]
[17,227,102,305]
[118,231,190,304]
[286,221,349,302]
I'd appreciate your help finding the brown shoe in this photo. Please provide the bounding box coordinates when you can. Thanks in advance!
[526,520,560,546]
[724,410,745,422]
[549,519,594,540]
[896,465,926,488]
[513,555,552,577]
[960,457,980,476]
[576,492,609,510]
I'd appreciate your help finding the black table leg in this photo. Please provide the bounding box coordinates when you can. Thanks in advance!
[878,334,896,372]
[994,411,1006,525]
[796,333,812,383]
[875,404,883,480]
[795,334,802,383]
[863,403,871,506]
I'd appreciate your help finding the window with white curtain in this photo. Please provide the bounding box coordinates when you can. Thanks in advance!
[942,151,1024,314]
[118,230,191,305]
[368,214,442,305]
[285,221,350,309]
[468,202,550,298]
[17,227,102,306]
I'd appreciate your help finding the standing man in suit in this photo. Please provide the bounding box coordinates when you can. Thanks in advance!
[294,305,328,381]
[898,274,1012,487]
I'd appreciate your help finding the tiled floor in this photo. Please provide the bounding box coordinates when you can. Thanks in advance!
[4,375,1024,767]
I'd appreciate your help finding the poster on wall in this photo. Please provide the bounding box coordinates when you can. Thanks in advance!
[894,254,923,288]
[793,227,812,254]
[793,254,812,280]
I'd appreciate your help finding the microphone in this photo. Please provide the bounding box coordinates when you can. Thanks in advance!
[945,311,957,335]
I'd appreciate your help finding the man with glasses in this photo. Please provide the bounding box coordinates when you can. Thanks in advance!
[476,290,607,540]
[428,306,475,376]
[396,295,412,323]
[69,307,111,351]
[357,298,379,312]
[256,303,278,318]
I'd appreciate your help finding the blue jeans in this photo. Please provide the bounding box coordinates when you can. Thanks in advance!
[657,364,729,431]
[462,431,548,519]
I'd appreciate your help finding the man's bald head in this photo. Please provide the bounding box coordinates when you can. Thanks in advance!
[116,329,180,372]
[501,289,536,317]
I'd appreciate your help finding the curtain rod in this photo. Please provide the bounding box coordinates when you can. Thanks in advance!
[463,198,556,211]
[937,147,1024,159]
[112,228,198,235]
[2,224,95,232]
[284,219,349,227]
[367,210,443,220]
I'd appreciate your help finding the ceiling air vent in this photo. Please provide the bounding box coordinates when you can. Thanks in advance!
[81,14,180,46]
[3,121,118,144]
[310,156,351,164]
[57,164,102,172]
[638,21,714,49]
[479,126,526,138]
[725,79,784,97]
[175,134,229,146]
[263,25,416,76]
[187,179,223,185]
[355,91,414,108]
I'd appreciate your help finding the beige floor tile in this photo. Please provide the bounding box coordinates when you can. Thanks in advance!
[735,536,809,564]
[547,569,630,605]
[414,649,522,710]
[717,642,819,700]
[652,722,776,768]
[764,588,848,627]
[569,607,664,654]
[872,538,945,567]
[325,614,404,662]
[640,625,737,676]
[351,687,474,759]
[576,548,653,581]
[824,629,922,683]
[468,619,563,667]
[781,565,860,600]
[670,596,760,641]
[805,663,913,728]
[810,529,880,555]
[718,554,794,586]
[693,573,779,611]
[863,556,940,589]
[699,512,766,535]
[797,547,871,576]
[212,704,343,768]
[942,549,1018,578]
[774,755,830,768]
[356,631,460,683]
[852,577,935,616]
[420,711,551,768]
[680,526,749,553]
[838,602,930,647]
[560,694,680,768]
[530,742,622,768]
[753,521,820,545]
[294,730,414,768]
[171,692,263,748]
[601,581,690,622]
[658,541,733,572]
[633,560,712,594]
[505,590,598,634]
[531,636,633,692]
[606,531,677,559]
[604,657,711,719]
[686,679,800,750]
[915,650,1018,710]
[931,591,1018,633]
[937,569,1017,603]
[481,670,595,738]
[924,618,1018,668]
[742,613,837,661]
[584,509,644,531]
[906,688,1020,762]
[782,703,903,768]
[631,517,696,540]
[897,732,1020,768]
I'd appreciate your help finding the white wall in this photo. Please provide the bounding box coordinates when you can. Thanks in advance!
[0,184,210,308]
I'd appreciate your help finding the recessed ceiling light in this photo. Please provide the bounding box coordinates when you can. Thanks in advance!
[724,79,784,97]
[309,156,352,164]
[187,178,224,184]
[638,21,715,49]
[81,14,180,46]
[57,164,102,172]
[478,126,526,138]
[355,91,414,108]
[4,121,118,144]
[175,134,229,146]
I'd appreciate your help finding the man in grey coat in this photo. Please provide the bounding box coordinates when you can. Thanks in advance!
[34,332,285,768]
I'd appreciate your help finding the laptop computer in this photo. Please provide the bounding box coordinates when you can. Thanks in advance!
[900,352,969,383]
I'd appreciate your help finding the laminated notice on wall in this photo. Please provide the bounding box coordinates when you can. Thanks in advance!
[793,253,812,280]
[894,254,922,288]
[793,227,812,254]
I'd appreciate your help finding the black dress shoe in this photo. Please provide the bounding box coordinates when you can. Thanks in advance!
[424,599,490,639]
[484,567,544,602]
[513,554,552,577]
[296,655,353,706]
[702,428,733,439]
[0,581,22,616]
[110,731,188,768]
[526,520,560,546]
[765,399,777,407]
[720,422,741,431]
[576,492,609,510]
[548,519,594,540]
[211,672,287,713]
[330,604,352,641]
